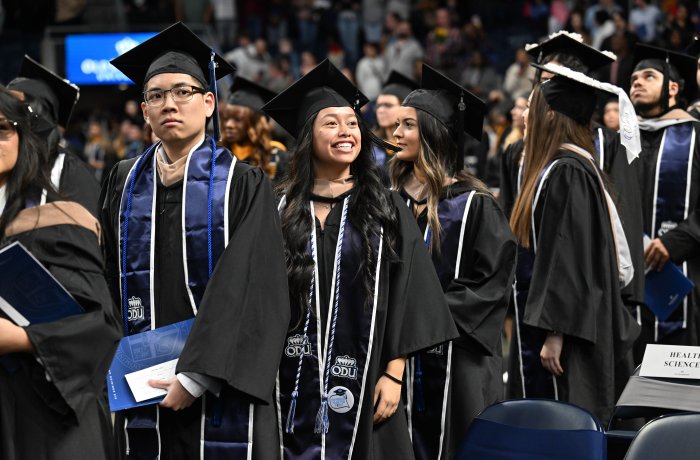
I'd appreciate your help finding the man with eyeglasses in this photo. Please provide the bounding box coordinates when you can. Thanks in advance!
[100,22,291,459]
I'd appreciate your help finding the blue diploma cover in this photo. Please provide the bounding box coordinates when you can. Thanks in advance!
[645,263,694,321]
[0,241,83,324]
[107,318,193,412]
[0,242,84,372]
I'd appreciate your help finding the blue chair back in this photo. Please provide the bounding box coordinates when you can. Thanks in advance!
[623,412,700,460]
[455,399,606,460]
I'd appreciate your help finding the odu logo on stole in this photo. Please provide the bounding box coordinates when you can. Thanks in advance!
[331,355,358,379]
[128,296,144,321]
[285,334,311,357]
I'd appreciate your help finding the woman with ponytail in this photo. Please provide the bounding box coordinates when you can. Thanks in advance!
[509,62,639,422]
[390,64,516,459]
[0,85,120,459]
[263,59,457,460]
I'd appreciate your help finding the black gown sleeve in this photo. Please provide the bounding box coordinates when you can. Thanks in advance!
[382,192,459,360]
[445,193,516,356]
[523,161,611,344]
[19,225,121,421]
[176,167,291,404]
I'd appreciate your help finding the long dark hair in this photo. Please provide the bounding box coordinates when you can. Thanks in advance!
[390,108,489,254]
[0,86,52,237]
[510,83,595,247]
[278,111,399,320]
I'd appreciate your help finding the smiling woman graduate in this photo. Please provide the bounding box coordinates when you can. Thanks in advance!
[263,59,458,460]
[102,22,291,460]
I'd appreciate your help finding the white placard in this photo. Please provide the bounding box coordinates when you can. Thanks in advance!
[124,358,178,402]
[640,344,700,379]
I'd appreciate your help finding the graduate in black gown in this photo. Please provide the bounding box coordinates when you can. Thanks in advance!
[101,23,291,460]
[505,32,646,400]
[390,64,516,460]
[262,59,459,460]
[0,86,121,459]
[7,55,101,215]
[508,65,640,422]
[629,44,700,357]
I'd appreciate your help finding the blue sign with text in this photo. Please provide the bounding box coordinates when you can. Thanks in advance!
[65,32,156,85]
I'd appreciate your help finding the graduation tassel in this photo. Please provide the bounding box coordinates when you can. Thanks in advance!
[286,391,299,434]
[661,55,670,113]
[414,354,425,413]
[314,394,330,434]
[454,93,466,174]
[208,49,221,142]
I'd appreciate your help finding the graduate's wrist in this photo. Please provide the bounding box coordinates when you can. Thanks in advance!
[0,324,33,354]
[384,356,406,377]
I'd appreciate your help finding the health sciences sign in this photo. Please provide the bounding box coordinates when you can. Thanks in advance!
[65,32,156,85]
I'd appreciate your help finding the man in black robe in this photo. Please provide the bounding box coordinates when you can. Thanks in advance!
[629,44,700,360]
[7,56,101,215]
[101,22,291,459]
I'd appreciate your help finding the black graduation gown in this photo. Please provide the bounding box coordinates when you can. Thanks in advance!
[0,207,121,460]
[523,150,639,423]
[278,190,459,460]
[54,149,101,217]
[411,184,516,459]
[100,157,291,460]
[634,119,700,356]
[504,129,645,400]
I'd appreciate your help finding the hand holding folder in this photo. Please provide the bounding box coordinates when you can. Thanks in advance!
[107,318,193,412]
[643,235,694,321]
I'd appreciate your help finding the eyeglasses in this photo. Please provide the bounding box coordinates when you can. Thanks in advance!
[0,119,18,139]
[143,86,206,107]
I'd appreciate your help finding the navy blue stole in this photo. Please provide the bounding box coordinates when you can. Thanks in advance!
[118,138,252,460]
[277,196,383,460]
[406,190,475,460]
[649,122,695,340]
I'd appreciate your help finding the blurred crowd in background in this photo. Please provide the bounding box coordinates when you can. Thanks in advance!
[1,0,698,184]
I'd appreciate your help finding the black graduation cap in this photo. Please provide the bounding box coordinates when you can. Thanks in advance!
[531,61,641,160]
[110,22,236,88]
[261,59,368,138]
[402,64,485,171]
[403,63,485,140]
[7,55,80,127]
[227,77,277,112]
[632,43,698,102]
[380,70,419,102]
[531,63,596,125]
[526,32,615,71]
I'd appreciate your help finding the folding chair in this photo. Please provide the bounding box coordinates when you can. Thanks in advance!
[623,413,700,460]
[454,399,606,460]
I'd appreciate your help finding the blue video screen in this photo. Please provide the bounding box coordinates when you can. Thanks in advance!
[65,32,156,85]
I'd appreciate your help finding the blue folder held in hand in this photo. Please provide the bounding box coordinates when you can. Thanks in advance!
[0,242,84,372]
[645,262,694,322]
[0,241,83,325]
[107,318,194,412]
